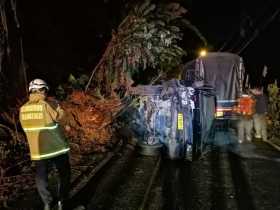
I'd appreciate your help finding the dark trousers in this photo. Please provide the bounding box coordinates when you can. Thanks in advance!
[34,153,71,205]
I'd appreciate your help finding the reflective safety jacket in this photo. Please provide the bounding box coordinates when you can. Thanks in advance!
[236,95,255,117]
[20,93,69,160]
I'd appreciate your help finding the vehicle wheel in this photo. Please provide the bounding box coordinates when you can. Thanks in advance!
[137,142,163,156]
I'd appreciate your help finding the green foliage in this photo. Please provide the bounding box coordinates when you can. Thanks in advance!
[267,81,280,139]
[117,0,188,73]
[90,0,205,95]
[68,74,89,88]
[55,74,89,100]
[55,85,66,100]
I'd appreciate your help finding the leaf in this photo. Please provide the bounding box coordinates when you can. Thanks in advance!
[77,75,89,86]
[170,26,180,32]
[122,58,128,72]
[148,28,158,35]
[142,57,147,69]
[142,4,156,16]
[134,33,146,38]
[154,20,166,27]
[138,0,152,15]
[68,74,77,85]
[166,3,181,11]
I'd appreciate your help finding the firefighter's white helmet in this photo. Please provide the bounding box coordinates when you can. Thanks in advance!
[241,93,249,97]
[28,79,49,92]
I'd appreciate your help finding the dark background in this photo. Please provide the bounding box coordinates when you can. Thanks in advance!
[188,0,279,85]
[16,0,280,88]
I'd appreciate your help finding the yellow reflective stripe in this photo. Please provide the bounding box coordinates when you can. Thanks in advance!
[21,105,43,112]
[21,112,43,120]
[31,148,70,159]
[23,124,58,131]
[177,113,184,130]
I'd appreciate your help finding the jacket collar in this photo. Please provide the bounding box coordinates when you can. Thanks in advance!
[29,93,46,102]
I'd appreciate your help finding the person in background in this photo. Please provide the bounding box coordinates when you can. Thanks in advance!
[19,79,71,210]
[236,90,256,143]
[251,86,268,141]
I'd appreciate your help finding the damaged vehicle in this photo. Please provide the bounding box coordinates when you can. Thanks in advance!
[129,79,215,161]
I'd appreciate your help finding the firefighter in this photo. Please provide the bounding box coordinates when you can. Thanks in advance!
[19,79,71,210]
[236,91,256,143]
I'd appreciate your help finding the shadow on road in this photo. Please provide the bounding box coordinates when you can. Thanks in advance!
[161,159,193,210]
[209,146,227,210]
[228,152,256,210]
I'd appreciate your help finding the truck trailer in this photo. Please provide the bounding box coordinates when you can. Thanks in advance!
[183,52,246,120]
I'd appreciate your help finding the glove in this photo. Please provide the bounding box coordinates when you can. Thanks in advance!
[65,125,71,131]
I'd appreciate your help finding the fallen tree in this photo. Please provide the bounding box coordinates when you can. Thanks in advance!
[59,0,205,154]
[60,90,125,154]
[85,0,205,95]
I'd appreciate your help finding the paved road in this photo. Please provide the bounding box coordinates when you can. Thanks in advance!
[84,130,280,210]
[146,130,280,210]
[7,129,280,210]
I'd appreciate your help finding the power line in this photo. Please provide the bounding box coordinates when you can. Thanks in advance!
[236,8,280,54]
[219,2,276,52]
[218,28,236,52]
[218,15,250,52]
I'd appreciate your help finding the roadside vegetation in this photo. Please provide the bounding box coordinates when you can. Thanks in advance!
[267,82,280,143]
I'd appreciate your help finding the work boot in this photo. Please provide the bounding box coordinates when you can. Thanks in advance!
[57,201,63,210]
[52,201,63,210]
[246,138,252,142]
[44,204,51,210]
[73,205,86,210]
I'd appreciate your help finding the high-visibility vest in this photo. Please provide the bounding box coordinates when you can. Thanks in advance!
[20,100,69,160]
[236,96,255,116]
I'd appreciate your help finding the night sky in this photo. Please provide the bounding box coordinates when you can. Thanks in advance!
[17,0,280,87]
[188,0,280,84]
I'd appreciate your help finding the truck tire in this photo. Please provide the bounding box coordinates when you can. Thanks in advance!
[137,142,163,156]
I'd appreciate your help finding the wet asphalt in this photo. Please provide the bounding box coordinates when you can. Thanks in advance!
[145,130,280,210]
[6,129,280,210]
[82,130,280,210]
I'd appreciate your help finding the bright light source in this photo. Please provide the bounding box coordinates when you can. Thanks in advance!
[199,49,207,57]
